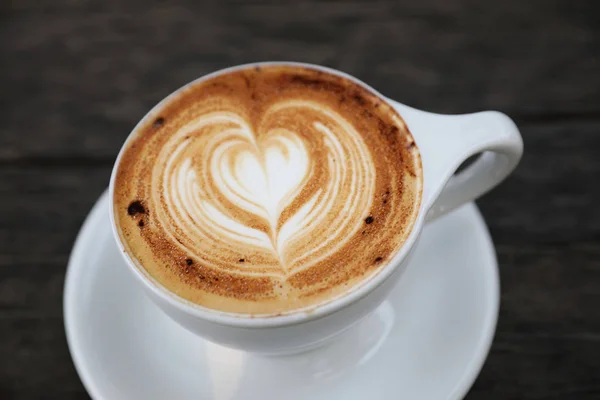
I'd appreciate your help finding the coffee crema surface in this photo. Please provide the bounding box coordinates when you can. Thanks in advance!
[114,65,422,315]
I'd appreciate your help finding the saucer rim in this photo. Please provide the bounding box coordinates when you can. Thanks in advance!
[64,190,499,400]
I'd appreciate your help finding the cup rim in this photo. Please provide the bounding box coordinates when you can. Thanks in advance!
[108,61,425,328]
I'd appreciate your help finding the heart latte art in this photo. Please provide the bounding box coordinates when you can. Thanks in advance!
[161,105,375,274]
[114,65,422,315]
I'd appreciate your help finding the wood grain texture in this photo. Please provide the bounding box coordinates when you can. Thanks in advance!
[2,0,600,162]
[0,169,108,398]
[1,0,599,398]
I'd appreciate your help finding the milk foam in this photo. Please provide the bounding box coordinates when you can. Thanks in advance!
[155,101,375,275]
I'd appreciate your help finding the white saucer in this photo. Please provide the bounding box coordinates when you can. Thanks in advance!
[64,191,499,400]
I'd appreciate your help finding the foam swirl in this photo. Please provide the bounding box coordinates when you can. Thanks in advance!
[154,101,375,277]
[114,65,422,314]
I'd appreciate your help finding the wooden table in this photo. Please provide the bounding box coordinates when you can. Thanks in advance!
[2,1,599,398]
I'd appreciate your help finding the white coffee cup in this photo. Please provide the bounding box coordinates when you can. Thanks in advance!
[109,62,523,355]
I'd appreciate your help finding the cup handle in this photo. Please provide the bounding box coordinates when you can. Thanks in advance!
[389,101,523,222]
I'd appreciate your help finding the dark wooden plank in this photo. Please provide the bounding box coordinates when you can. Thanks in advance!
[477,120,600,246]
[0,276,88,399]
[471,332,600,399]
[2,0,600,161]
[0,167,110,262]
[470,245,600,399]
[0,167,106,399]
[496,244,600,336]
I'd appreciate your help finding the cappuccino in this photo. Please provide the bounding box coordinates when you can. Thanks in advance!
[113,65,422,315]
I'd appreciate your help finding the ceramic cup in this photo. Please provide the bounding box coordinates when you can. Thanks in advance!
[109,62,523,355]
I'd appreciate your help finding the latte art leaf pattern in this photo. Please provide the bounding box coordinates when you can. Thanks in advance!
[155,102,376,276]
[114,65,422,314]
